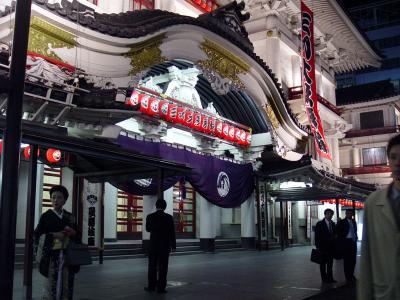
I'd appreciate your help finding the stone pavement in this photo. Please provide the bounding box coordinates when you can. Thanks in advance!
[13,246,358,300]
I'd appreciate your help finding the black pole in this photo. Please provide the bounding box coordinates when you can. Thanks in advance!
[255,176,262,251]
[352,199,356,214]
[23,145,38,300]
[335,199,340,221]
[0,1,32,297]
[280,200,284,251]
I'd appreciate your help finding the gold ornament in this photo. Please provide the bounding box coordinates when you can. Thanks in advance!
[198,39,250,88]
[264,104,280,129]
[28,16,76,62]
[124,34,167,75]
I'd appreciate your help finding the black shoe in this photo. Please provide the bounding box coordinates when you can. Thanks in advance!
[144,287,155,292]
[157,289,168,294]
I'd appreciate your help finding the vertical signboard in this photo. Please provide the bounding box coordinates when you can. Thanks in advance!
[82,179,102,247]
[301,1,331,160]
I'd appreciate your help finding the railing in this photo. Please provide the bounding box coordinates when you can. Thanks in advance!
[288,86,342,115]
[342,165,391,175]
[345,126,400,138]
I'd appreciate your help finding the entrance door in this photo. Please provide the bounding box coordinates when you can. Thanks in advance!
[41,166,62,213]
[117,190,143,239]
[173,182,196,238]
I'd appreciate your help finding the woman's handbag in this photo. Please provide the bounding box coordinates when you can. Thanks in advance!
[310,248,324,264]
[65,242,92,266]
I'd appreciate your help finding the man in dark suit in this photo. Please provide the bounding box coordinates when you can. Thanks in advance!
[315,208,337,283]
[144,199,176,294]
[337,209,358,282]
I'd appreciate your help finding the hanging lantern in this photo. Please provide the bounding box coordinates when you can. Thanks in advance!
[126,90,141,107]
[234,128,242,143]
[159,100,169,120]
[222,123,230,140]
[177,107,186,125]
[23,146,40,160]
[228,126,235,141]
[216,121,224,138]
[0,140,2,154]
[201,114,210,133]
[147,97,159,116]
[184,109,194,128]
[208,117,217,135]
[139,95,150,113]
[193,113,202,131]
[166,103,178,123]
[243,131,252,146]
[46,148,61,163]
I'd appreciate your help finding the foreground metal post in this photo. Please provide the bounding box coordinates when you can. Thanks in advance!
[255,176,262,251]
[0,1,32,298]
[23,144,38,300]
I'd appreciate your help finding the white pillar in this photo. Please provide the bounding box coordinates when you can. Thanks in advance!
[352,146,361,167]
[291,55,302,87]
[61,167,74,212]
[142,195,157,241]
[198,192,216,252]
[163,187,174,216]
[104,183,118,241]
[240,193,256,248]
[213,206,221,237]
[265,36,281,82]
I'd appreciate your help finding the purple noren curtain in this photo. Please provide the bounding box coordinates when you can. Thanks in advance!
[113,135,254,208]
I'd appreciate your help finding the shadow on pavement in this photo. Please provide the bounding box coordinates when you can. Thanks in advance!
[303,282,356,300]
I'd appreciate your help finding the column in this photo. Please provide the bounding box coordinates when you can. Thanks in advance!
[352,146,361,167]
[103,183,118,242]
[16,161,29,241]
[163,187,174,216]
[198,193,216,252]
[240,193,256,249]
[61,167,74,212]
[265,36,281,82]
[291,55,301,87]
[142,195,157,252]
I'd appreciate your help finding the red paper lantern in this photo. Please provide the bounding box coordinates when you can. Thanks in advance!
[208,118,217,135]
[184,109,194,128]
[167,103,178,122]
[46,148,61,163]
[193,113,202,131]
[126,90,140,107]
[222,124,230,140]
[159,100,169,120]
[147,97,159,116]
[240,131,246,144]
[245,132,252,146]
[139,95,150,113]
[177,107,186,125]
[216,121,224,137]
[228,126,235,141]
[201,114,210,133]
[235,128,242,143]
[0,140,2,154]
[23,146,40,159]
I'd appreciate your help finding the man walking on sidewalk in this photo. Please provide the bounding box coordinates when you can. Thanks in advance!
[337,209,357,282]
[144,199,176,294]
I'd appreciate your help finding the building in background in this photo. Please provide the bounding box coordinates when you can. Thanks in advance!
[0,0,379,261]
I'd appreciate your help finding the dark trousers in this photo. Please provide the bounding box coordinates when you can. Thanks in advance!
[148,249,170,291]
[343,239,357,280]
[319,254,333,281]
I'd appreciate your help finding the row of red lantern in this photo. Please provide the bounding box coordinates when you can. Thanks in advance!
[319,199,364,209]
[0,141,62,164]
[192,0,217,12]
[127,90,252,146]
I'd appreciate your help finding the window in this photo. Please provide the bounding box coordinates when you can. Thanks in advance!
[117,190,143,238]
[360,110,384,129]
[362,147,387,166]
[132,0,154,10]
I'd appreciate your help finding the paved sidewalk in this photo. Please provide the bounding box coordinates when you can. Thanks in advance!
[13,246,357,300]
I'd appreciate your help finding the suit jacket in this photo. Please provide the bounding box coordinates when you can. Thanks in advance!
[337,218,358,241]
[315,219,336,253]
[146,210,176,253]
[358,186,400,300]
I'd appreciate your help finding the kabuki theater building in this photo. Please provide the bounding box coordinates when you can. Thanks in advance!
[0,0,381,260]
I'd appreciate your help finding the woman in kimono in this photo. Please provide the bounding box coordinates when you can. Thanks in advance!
[34,185,80,300]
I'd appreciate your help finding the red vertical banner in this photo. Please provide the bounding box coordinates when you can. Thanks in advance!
[301,2,331,160]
